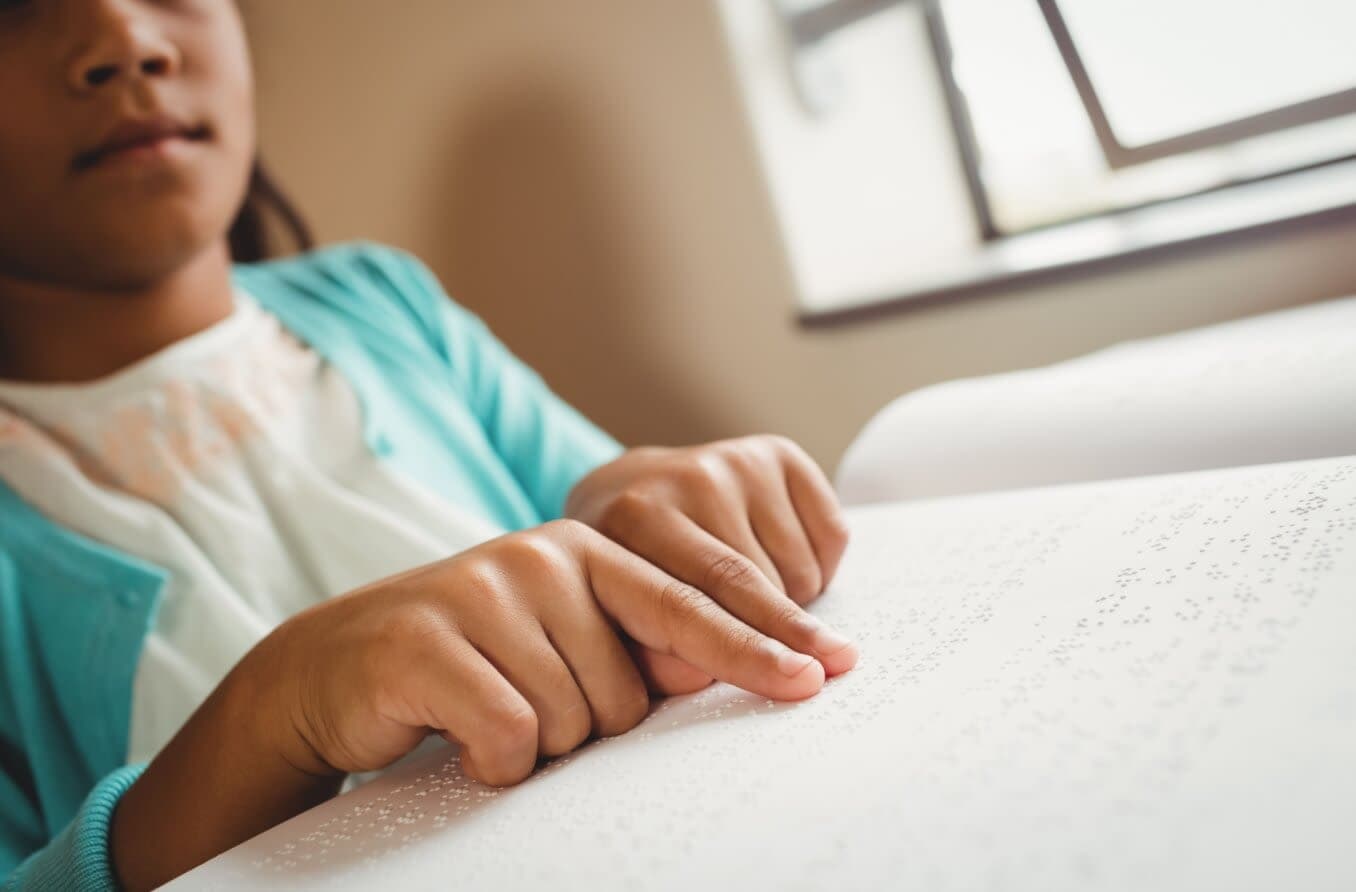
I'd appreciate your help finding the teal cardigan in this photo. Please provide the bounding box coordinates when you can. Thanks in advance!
[0,242,624,889]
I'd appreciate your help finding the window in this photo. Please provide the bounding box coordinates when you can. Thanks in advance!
[782,0,1356,236]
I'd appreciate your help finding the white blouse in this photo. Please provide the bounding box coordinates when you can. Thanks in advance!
[0,290,506,766]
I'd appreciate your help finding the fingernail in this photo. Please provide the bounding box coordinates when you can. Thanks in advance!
[812,624,853,655]
[775,646,817,678]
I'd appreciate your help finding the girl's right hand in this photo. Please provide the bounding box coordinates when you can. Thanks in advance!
[245,518,840,787]
[113,517,851,890]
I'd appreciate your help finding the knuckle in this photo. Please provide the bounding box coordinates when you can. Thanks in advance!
[539,699,593,756]
[738,435,778,463]
[540,517,590,542]
[595,684,652,738]
[772,598,812,633]
[655,579,714,639]
[701,551,760,595]
[500,530,570,576]
[597,490,653,536]
[453,561,521,622]
[712,439,760,475]
[487,700,539,751]
[762,433,799,456]
[371,604,451,659]
[677,458,722,494]
[716,623,766,665]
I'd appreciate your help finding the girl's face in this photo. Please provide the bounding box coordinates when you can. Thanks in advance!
[0,0,255,291]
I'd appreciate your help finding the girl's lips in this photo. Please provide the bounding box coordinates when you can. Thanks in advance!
[85,133,200,170]
[73,118,211,171]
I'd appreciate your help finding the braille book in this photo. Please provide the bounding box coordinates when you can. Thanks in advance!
[169,452,1356,892]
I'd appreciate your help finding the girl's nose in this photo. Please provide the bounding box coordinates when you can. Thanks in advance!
[68,1,181,93]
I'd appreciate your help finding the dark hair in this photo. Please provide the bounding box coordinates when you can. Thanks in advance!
[227,156,315,263]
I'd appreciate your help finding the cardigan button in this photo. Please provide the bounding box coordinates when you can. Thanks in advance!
[372,433,394,457]
[117,589,139,608]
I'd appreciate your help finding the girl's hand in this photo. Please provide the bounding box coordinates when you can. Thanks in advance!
[116,518,841,889]
[112,452,853,890]
[563,436,856,694]
[249,518,834,789]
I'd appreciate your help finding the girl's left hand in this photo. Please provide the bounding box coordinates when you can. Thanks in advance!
[564,435,855,695]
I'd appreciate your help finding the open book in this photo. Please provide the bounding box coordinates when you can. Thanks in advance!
[169,453,1356,891]
[170,302,1356,891]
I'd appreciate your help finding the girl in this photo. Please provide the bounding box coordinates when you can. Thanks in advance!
[0,1,857,889]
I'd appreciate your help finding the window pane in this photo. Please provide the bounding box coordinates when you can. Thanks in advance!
[940,0,1356,233]
[1054,0,1356,147]
[775,0,832,16]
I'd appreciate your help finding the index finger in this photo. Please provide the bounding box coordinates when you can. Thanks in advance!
[579,532,826,701]
[616,507,858,677]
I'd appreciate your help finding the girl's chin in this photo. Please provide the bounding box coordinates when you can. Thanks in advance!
[57,221,229,290]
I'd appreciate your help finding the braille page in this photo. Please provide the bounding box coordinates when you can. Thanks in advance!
[168,455,1356,892]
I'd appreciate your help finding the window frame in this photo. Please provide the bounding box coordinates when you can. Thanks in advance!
[1036,0,1356,170]
[780,0,1356,240]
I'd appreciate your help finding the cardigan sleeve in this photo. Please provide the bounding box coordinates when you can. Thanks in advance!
[358,244,626,520]
[2,764,144,891]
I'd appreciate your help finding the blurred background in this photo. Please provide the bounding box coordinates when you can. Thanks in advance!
[236,0,1356,471]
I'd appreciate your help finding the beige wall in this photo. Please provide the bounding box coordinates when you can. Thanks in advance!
[240,0,1356,472]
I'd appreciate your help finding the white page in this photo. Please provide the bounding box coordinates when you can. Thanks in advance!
[169,455,1356,892]
[837,296,1356,504]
